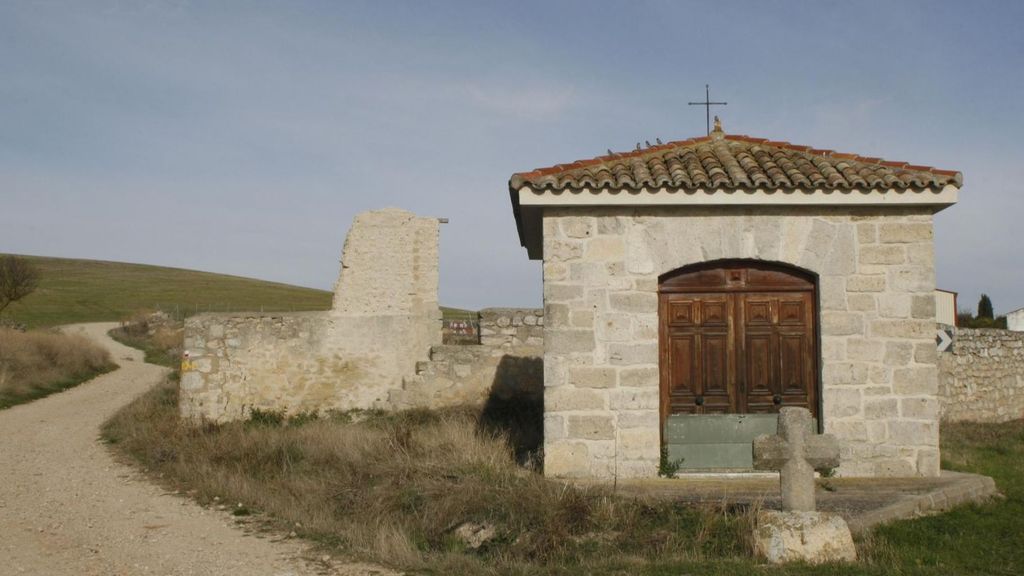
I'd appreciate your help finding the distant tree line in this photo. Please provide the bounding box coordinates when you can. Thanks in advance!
[957,293,1008,329]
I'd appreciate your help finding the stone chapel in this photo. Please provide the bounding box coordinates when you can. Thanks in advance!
[508,119,961,479]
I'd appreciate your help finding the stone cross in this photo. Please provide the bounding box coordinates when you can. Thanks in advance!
[753,407,840,512]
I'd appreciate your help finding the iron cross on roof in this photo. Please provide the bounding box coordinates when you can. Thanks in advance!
[688,84,727,135]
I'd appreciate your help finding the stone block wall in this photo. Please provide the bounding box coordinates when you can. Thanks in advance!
[939,328,1024,422]
[390,344,543,409]
[479,308,544,347]
[542,206,940,479]
[180,209,442,423]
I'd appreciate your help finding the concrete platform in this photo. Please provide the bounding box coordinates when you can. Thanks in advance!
[568,470,999,534]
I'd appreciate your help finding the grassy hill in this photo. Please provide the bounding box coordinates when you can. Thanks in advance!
[3,255,334,328]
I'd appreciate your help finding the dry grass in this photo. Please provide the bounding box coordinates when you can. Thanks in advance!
[0,328,115,408]
[108,311,184,367]
[102,379,755,575]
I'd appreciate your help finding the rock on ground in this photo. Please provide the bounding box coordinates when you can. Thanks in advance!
[753,510,857,565]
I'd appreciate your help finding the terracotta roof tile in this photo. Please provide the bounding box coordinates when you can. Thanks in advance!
[510,132,962,192]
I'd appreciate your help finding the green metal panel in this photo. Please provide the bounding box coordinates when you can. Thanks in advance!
[664,414,816,471]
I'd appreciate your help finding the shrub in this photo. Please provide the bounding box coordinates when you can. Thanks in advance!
[0,328,114,408]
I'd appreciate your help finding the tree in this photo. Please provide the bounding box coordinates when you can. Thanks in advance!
[0,256,40,316]
[978,294,994,320]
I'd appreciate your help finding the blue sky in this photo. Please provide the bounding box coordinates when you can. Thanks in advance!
[2,1,1022,313]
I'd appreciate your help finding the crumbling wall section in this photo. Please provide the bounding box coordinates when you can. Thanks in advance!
[180,208,442,423]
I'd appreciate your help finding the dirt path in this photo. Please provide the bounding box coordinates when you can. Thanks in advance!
[0,323,396,576]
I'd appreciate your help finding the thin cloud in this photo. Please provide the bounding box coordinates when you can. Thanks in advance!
[464,82,575,120]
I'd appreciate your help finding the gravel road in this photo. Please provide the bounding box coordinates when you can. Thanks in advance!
[0,322,396,576]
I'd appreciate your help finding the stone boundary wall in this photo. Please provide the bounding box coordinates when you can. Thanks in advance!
[180,209,442,423]
[479,308,544,348]
[390,344,543,409]
[938,327,1024,422]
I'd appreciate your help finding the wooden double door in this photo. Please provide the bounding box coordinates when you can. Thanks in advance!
[658,262,820,428]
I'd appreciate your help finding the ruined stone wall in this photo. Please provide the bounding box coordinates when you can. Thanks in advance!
[479,308,544,347]
[180,209,442,423]
[390,344,543,410]
[939,328,1024,422]
[542,206,940,480]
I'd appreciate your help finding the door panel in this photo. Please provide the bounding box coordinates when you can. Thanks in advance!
[659,264,818,433]
[660,294,735,416]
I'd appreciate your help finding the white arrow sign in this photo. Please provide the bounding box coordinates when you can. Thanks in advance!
[936,329,953,353]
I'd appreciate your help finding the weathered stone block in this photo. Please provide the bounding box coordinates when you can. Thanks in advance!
[570,310,594,329]
[545,283,584,303]
[544,414,566,440]
[889,267,933,292]
[616,410,658,429]
[819,278,848,311]
[754,511,857,565]
[585,237,625,261]
[544,303,570,326]
[846,339,884,362]
[597,217,624,235]
[859,245,905,265]
[911,294,936,319]
[900,398,939,420]
[914,342,937,364]
[825,388,862,418]
[823,362,868,386]
[609,387,659,410]
[846,275,887,292]
[864,398,898,419]
[546,240,583,262]
[547,387,606,411]
[618,427,660,452]
[878,294,911,318]
[871,319,934,339]
[608,292,657,313]
[597,313,632,342]
[888,421,937,446]
[607,342,658,366]
[879,223,932,244]
[619,366,658,388]
[821,312,864,336]
[856,222,877,244]
[561,218,594,239]
[567,414,615,440]
[568,366,617,389]
[893,367,938,395]
[848,294,877,312]
[884,342,913,366]
[546,330,595,354]
[544,442,590,477]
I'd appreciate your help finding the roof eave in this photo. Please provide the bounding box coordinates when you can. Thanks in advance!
[512,183,960,260]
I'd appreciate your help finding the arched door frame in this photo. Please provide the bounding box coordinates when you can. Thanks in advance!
[657,259,824,435]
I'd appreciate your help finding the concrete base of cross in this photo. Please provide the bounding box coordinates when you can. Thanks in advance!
[753,510,857,564]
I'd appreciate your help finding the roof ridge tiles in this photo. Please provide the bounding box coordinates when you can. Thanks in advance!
[511,130,961,192]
